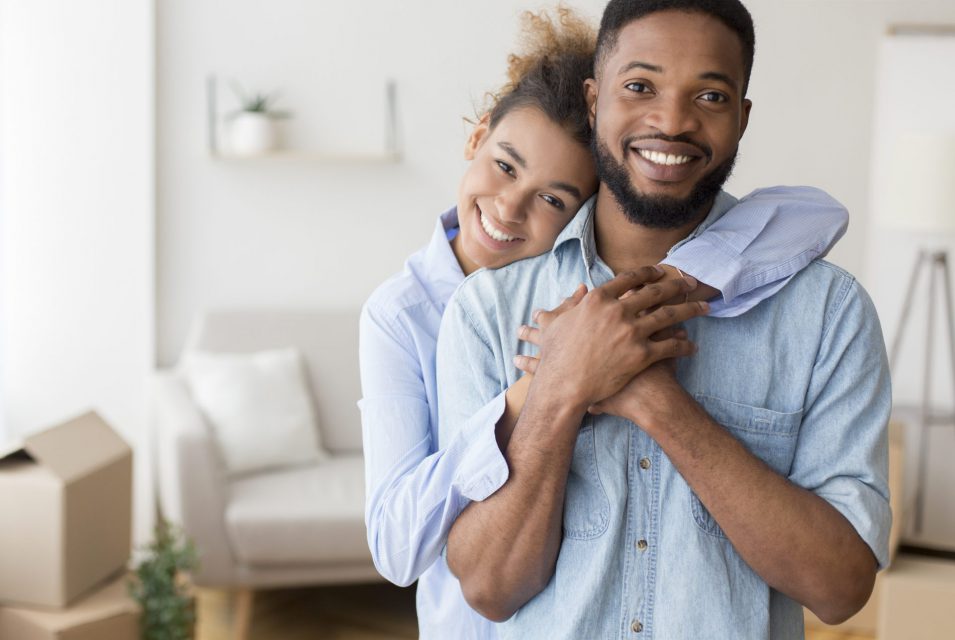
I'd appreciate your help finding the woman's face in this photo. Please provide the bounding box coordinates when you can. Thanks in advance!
[453,106,598,274]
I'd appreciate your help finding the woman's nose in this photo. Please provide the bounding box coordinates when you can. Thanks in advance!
[495,188,527,224]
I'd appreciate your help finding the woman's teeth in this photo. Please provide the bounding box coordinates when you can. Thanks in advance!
[480,212,518,242]
[637,149,694,166]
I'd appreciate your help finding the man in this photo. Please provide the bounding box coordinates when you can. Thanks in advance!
[436,1,891,638]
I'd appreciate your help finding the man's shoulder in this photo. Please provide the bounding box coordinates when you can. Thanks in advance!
[451,252,555,310]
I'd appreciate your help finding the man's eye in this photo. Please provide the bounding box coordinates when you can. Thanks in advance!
[496,160,516,176]
[541,194,565,210]
[700,91,728,103]
[625,82,649,93]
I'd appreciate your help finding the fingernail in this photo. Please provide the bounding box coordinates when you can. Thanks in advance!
[653,265,665,275]
[518,324,528,338]
[513,355,523,366]
[532,309,541,322]
[700,301,710,313]
[684,275,698,288]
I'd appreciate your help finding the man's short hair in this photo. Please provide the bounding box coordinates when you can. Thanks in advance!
[595,0,756,96]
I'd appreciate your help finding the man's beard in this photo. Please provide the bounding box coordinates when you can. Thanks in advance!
[591,127,738,230]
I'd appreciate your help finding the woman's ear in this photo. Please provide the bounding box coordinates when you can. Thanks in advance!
[464,113,491,161]
[584,78,598,128]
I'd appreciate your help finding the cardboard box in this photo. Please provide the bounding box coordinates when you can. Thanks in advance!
[878,555,955,640]
[0,411,132,608]
[804,418,904,635]
[0,573,139,640]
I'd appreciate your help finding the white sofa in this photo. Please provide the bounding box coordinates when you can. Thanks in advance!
[151,309,380,635]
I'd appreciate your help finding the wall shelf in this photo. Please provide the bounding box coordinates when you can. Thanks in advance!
[206,75,401,164]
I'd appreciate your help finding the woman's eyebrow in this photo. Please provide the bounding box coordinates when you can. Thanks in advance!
[498,142,527,168]
[550,181,581,199]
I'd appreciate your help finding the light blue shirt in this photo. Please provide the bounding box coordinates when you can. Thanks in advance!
[435,191,890,640]
[359,187,850,640]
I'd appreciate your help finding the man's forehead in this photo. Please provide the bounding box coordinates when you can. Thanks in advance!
[603,10,745,79]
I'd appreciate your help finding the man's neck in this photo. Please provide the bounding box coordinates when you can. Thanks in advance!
[593,186,713,274]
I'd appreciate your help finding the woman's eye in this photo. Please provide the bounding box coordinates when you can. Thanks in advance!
[700,91,728,103]
[625,82,650,93]
[496,160,516,176]
[541,194,565,210]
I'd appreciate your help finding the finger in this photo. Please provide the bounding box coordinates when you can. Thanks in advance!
[534,283,587,328]
[620,276,697,315]
[650,325,677,341]
[587,403,605,415]
[595,266,665,300]
[517,324,542,346]
[513,354,539,375]
[645,337,698,362]
[638,300,709,335]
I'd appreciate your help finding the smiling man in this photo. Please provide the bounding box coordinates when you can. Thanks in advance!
[435,1,891,639]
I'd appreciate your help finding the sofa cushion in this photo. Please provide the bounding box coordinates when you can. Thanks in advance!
[224,455,370,566]
[182,347,328,476]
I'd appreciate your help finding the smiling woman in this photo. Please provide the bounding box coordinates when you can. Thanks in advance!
[358,5,850,640]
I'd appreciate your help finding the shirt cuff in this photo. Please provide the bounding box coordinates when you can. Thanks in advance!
[663,235,747,303]
[452,390,510,503]
[816,476,892,571]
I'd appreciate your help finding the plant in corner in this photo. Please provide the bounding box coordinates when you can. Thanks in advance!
[226,81,292,156]
[129,520,199,640]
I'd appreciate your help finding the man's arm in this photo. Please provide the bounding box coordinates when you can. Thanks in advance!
[592,282,890,624]
[442,268,707,622]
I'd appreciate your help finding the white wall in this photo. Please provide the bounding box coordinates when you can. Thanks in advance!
[0,0,155,541]
[156,0,955,366]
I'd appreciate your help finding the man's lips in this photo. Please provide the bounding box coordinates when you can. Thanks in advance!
[625,137,709,183]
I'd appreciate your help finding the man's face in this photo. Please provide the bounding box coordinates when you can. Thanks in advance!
[586,10,752,228]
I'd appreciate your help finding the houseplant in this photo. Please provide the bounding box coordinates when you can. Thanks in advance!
[129,520,199,640]
[227,82,291,156]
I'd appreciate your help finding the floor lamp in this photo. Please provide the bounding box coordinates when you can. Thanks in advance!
[884,133,955,535]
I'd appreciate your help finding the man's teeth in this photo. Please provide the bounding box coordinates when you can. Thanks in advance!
[480,212,517,242]
[637,149,694,166]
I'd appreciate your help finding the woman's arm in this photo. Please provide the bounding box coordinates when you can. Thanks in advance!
[664,185,849,316]
[359,301,511,586]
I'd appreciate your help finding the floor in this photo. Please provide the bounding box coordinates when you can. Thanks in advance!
[195,582,872,640]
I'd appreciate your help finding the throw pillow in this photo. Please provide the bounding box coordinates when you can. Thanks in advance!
[181,347,328,475]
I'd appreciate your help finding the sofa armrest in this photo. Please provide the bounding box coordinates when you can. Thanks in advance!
[151,369,235,585]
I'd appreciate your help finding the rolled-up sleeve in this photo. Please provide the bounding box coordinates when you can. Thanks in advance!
[786,278,892,569]
[664,186,849,317]
[359,300,508,587]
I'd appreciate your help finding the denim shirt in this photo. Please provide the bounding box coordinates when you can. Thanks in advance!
[435,192,891,640]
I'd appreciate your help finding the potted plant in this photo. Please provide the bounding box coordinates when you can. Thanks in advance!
[227,82,291,156]
[129,520,199,640]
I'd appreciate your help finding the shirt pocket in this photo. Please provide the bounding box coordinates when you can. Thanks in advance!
[689,393,802,538]
[563,417,611,540]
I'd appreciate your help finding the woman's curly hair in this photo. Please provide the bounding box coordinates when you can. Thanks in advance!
[485,5,597,146]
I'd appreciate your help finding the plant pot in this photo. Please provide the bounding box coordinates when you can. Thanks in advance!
[228,112,277,156]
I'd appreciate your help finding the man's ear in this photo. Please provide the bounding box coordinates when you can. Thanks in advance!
[584,78,598,128]
[739,98,752,139]
[464,113,491,161]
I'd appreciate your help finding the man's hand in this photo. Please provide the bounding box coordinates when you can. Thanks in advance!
[514,267,707,408]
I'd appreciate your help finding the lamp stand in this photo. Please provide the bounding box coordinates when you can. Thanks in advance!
[889,249,955,535]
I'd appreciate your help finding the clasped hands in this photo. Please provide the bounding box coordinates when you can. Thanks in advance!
[513,265,709,423]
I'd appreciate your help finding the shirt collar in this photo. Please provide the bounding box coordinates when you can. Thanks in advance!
[421,206,466,303]
[551,190,740,268]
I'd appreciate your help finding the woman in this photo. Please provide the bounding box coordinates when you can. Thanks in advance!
[359,8,847,639]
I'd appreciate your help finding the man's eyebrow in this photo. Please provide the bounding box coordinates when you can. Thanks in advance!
[700,71,739,91]
[549,181,582,199]
[498,142,526,169]
[618,60,663,75]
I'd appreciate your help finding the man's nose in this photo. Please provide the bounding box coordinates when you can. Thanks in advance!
[643,95,701,137]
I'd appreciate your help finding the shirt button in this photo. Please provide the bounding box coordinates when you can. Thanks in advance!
[639,457,651,470]
[637,539,648,551]
[631,619,643,633]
